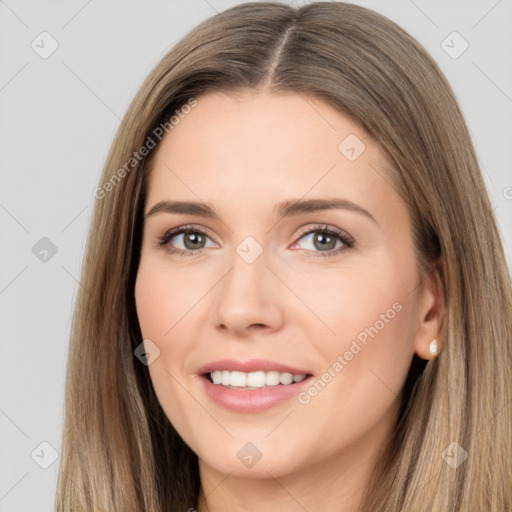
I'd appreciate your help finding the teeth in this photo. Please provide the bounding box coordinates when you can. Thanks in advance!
[210,370,307,388]
[247,371,266,387]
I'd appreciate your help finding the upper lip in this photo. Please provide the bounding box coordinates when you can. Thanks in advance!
[197,358,313,376]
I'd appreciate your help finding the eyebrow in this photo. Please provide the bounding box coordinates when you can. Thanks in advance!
[145,198,377,224]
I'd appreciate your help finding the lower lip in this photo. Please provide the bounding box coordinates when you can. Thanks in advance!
[199,374,313,413]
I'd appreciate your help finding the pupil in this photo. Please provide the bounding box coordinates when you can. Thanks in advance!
[185,233,204,249]
[315,233,335,250]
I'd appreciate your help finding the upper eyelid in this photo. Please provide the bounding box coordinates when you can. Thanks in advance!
[162,224,217,242]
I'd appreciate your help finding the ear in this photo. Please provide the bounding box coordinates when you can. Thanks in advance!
[414,259,445,360]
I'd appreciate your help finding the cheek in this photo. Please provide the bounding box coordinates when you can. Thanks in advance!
[294,252,419,429]
[135,271,174,341]
[134,257,215,390]
[134,263,200,438]
[134,258,211,340]
[290,253,416,350]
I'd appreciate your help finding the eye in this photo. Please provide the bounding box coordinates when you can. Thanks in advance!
[291,224,354,257]
[155,225,216,256]
[154,223,354,258]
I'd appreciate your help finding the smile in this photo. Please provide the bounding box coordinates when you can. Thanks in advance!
[199,372,314,413]
[208,370,307,388]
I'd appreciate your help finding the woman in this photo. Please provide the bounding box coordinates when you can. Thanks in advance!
[56,2,512,511]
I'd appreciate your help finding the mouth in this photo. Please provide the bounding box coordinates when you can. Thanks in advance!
[196,360,315,413]
[203,370,313,390]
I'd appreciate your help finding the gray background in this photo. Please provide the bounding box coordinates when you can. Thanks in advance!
[0,1,511,510]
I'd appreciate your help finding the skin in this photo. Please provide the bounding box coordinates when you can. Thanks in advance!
[134,89,443,512]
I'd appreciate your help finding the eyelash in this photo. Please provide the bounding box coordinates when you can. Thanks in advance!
[154,223,355,258]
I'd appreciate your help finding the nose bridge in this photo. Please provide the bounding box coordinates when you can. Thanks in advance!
[213,237,284,333]
[221,241,269,309]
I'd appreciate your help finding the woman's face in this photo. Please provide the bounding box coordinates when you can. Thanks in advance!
[135,90,440,482]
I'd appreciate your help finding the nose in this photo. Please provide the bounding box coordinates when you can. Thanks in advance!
[213,247,285,337]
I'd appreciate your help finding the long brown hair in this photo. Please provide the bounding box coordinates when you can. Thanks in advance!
[55,2,512,510]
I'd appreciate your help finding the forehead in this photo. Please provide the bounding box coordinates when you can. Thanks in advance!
[145,90,400,222]
[154,89,373,162]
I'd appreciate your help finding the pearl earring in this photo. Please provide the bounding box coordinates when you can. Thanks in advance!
[429,338,438,356]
